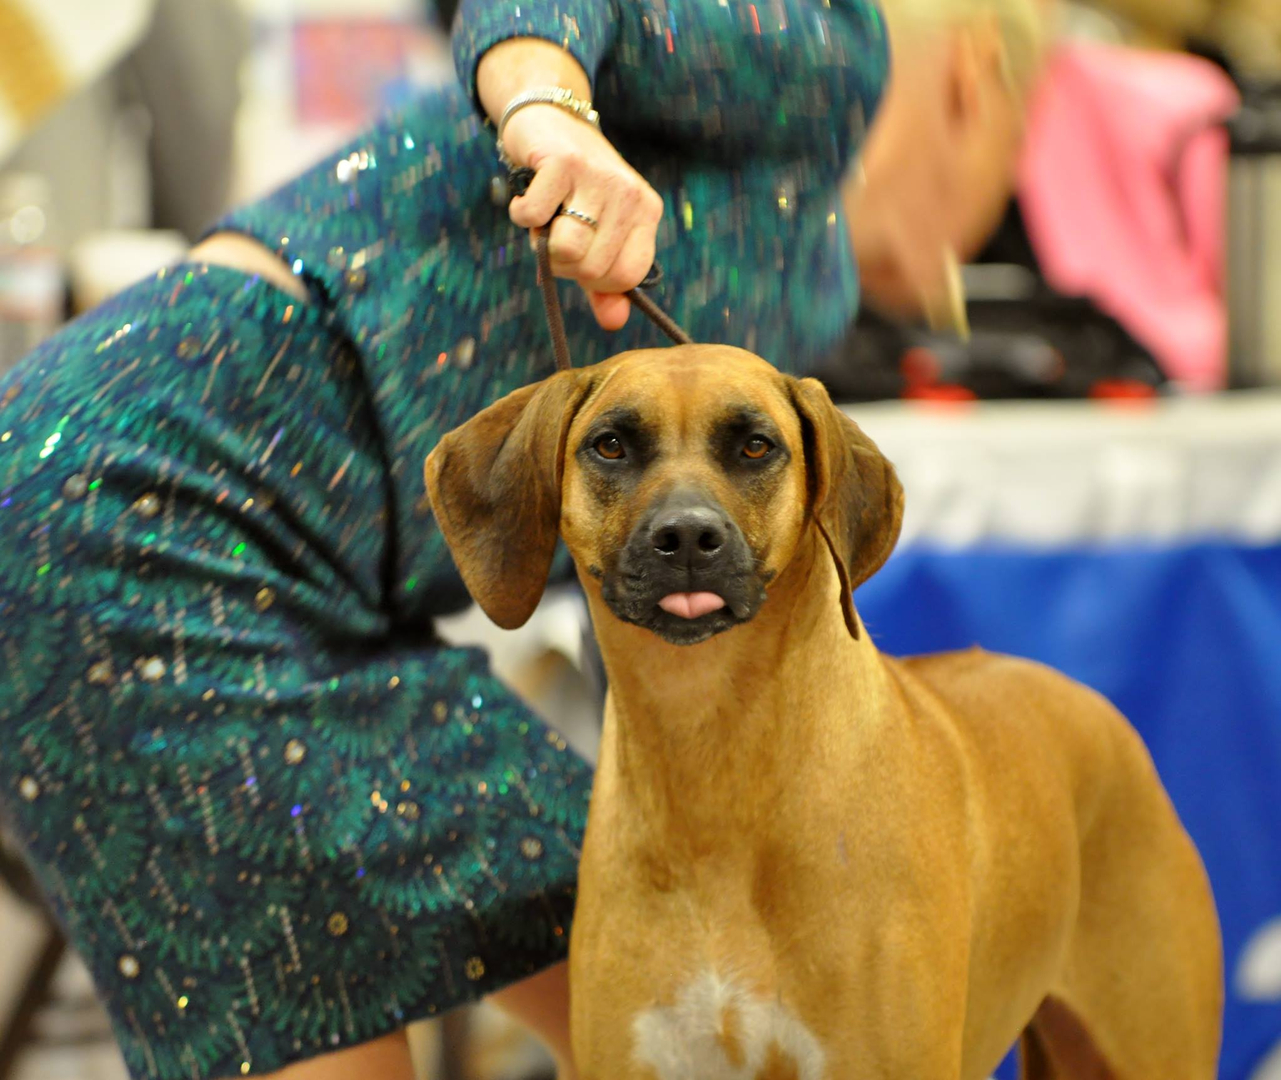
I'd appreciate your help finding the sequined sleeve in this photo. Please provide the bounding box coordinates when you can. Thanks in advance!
[453,0,889,170]
[452,0,622,107]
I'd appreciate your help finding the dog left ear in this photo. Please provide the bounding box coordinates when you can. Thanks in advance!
[424,370,591,630]
[788,377,904,639]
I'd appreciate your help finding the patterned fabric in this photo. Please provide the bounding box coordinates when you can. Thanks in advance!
[0,0,888,1075]
[0,269,588,1080]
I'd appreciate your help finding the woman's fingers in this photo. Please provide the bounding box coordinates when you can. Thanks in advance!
[548,196,661,294]
[546,199,607,268]
[548,207,623,287]
[585,289,632,331]
[509,156,572,229]
[604,219,660,294]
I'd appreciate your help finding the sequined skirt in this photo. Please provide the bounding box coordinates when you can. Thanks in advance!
[0,267,591,1080]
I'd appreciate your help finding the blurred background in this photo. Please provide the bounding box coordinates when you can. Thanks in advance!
[1,0,1280,1078]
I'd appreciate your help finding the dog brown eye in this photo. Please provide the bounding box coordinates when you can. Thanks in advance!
[742,436,773,460]
[595,434,625,460]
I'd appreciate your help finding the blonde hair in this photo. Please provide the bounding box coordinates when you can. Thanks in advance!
[878,0,1048,94]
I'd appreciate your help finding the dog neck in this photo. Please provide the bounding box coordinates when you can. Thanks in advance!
[582,526,890,840]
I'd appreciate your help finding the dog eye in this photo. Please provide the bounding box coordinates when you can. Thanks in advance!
[594,434,625,460]
[742,436,773,460]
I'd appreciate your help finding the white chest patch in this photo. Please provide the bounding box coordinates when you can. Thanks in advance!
[632,971,825,1080]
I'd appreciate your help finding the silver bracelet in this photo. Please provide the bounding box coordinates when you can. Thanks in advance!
[496,87,601,166]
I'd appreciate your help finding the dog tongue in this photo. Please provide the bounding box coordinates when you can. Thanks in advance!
[658,592,726,619]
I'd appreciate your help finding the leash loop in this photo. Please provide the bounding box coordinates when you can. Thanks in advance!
[508,166,693,372]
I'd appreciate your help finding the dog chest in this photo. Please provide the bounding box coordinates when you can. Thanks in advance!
[631,970,825,1080]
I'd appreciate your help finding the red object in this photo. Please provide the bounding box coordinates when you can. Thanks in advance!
[1089,379,1159,403]
[293,20,415,127]
[902,384,978,404]
[900,347,941,388]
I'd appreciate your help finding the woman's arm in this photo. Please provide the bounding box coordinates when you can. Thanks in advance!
[475,37,592,125]
[188,39,593,305]
[473,37,664,328]
[190,232,310,301]
[453,0,618,114]
[197,32,659,330]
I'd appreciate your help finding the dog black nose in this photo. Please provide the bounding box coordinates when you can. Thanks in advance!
[650,508,727,567]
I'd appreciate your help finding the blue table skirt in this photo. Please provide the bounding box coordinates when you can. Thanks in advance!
[856,541,1281,1080]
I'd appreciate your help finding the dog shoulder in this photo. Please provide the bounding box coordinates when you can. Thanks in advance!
[889,648,1146,825]
[894,647,1119,725]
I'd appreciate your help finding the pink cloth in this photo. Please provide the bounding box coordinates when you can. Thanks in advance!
[1017,43,1240,391]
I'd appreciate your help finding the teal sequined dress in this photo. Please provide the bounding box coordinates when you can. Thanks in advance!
[0,0,886,1075]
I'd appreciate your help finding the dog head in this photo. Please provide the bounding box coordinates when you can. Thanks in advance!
[424,345,902,645]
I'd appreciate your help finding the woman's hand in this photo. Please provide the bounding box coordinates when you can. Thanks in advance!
[501,105,664,330]
[476,38,664,331]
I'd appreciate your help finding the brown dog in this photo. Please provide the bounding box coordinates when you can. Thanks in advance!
[425,345,1222,1080]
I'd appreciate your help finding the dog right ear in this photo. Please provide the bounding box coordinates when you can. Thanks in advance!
[424,370,591,630]
[788,377,904,639]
